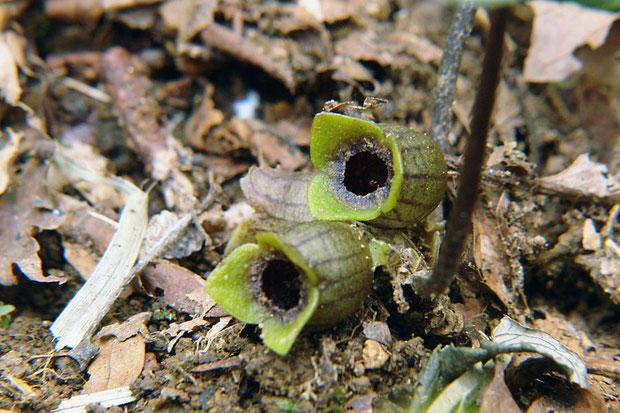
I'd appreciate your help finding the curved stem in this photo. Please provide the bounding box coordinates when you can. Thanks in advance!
[431,1,477,152]
[421,8,509,298]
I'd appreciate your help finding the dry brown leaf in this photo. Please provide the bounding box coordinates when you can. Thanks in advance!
[538,153,620,202]
[0,0,31,31]
[472,206,520,309]
[82,335,145,394]
[183,83,225,151]
[0,159,66,285]
[160,0,216,41]
[190,356,243,373]
[524,1,619,83]
[63,241,99,280]
[479,363,521,413]
[101,47,178,181]
[530,312,594,359]
[140,259,221,315]
[525,388,607,413]
[0,129,22,195]
[575,238,620,304]
[200,23,296,91]
[82,312,150,393]
[45,0,104,23]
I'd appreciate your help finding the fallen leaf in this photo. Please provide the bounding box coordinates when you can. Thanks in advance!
[0,30,25,105]
[538,153,620,202]
[472,205,521,309]
[160,0,216,41]
[0,159,66,285]
[81,313,149,394]
[582,218,602,251]
[479,363,522,413]
[143,211,204,259]
[575,238,620,304]
[200,23,296,91]
[101,47,178,181]
[161,316,209,352]
[525,388,607,413]
[82,335,145,394]
[183,83,225,151]
[140,259,221,315]
[44,0,104,23]
[191,356,243,373]
[96,312,151,342]
[0,1,31,31]
[524,1,619,82]
[0,129,22,195]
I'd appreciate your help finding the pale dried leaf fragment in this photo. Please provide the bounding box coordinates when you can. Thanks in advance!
[143,210,204,259]
[0,128,22,195]
[0,31,23,105]
[96,312,151,342]
[200,23,296,91]
[538,153,620,202]
[50,150,148,350]
[53,386,136,413]
[582,218,602,251]
[101,0,160,10]
[162,316,209,352]
[524,1,619,82]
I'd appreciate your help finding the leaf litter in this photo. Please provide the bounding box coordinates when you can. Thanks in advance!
[0,0,618,412]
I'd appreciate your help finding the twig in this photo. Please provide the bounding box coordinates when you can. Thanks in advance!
[430,1,476,152]
[420,8,510,298]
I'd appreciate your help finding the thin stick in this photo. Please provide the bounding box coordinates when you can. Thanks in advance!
[430,1,476,152]
[422,8,509,298]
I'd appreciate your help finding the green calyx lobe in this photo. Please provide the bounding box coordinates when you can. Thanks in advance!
[205,221,373,355]
[308,112,447,228]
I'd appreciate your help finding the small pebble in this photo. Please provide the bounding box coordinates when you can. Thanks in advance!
[362,339,389,369]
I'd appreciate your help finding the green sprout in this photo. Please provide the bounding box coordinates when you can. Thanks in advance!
[0,303,16,329]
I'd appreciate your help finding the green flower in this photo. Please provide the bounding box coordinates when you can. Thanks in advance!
[205,221,372,355]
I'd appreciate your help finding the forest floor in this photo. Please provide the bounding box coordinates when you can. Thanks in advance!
[0,1,618,412]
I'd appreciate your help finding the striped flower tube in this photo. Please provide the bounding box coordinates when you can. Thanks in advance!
[205,221,372,355]
[308,112,447,228]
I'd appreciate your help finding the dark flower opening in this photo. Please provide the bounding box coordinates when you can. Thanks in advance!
[343,150,389,196]
[260,259,303,311]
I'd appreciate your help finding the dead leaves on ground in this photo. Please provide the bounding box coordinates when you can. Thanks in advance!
[524,1,619,83]
[0,158,65,285]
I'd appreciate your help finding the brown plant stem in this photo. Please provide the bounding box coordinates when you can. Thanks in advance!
[422,8,509,298]
[431,1,477,152]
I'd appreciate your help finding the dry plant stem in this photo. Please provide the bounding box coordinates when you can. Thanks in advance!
[423,8,509,298]
[431,1,476,152]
